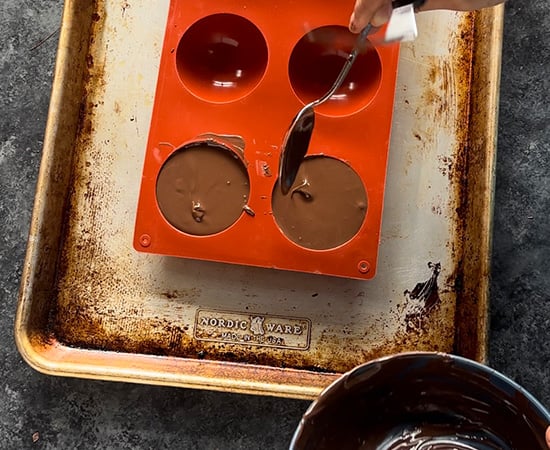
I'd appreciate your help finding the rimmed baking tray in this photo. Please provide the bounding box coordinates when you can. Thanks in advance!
[15,0,503,399]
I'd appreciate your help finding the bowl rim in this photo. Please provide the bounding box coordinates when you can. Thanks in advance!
[290,351,550,449]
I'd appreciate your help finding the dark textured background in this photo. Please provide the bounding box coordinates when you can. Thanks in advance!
[1,1,548,448]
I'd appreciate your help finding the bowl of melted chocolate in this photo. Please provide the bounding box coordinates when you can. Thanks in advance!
[290,352,550,450]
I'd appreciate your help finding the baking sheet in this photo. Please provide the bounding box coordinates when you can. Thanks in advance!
[15,0,503,399]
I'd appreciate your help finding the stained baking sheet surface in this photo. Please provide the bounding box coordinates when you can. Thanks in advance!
[15,0,502,399]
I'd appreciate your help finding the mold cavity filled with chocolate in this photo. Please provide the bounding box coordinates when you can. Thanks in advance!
[156,143,250,236]
[272,156,367,250]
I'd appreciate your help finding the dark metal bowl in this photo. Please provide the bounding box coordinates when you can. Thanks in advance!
[291,352,550,449]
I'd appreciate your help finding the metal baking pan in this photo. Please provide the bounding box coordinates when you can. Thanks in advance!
[15,0,503,399]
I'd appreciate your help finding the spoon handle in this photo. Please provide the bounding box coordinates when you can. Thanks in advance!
[311,24,372,108]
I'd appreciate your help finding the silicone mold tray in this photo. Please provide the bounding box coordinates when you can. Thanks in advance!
[134,0,400,279]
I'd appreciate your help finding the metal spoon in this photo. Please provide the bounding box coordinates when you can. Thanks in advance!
[278,24,372,195]
[278,0,423,195]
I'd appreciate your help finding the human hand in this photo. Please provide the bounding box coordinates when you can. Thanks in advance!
[546,425,550,449]
[349,0,506,33]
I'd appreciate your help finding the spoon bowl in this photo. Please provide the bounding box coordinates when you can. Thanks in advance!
[279,106,315,195]
[278,24,371,194]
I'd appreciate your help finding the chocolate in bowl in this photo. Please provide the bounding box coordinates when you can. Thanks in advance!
[290,352,550,450]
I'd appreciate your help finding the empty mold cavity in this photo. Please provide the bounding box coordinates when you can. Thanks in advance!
[156,142,250,235]
[272,156,367,250]
[289,26,382,117]
[176,13,268,103]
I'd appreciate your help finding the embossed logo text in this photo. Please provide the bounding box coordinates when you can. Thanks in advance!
[194,309,311,350]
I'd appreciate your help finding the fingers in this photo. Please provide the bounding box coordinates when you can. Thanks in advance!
[349,0,507,33]
[372,3,394,27]
[349,0,392,32]
[545,426,550,449]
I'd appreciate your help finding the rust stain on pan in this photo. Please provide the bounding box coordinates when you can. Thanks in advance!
[452,9,503,362]
[31,1,110,345]
[48,0,117,343]
[394,13,477,365]
[441,13,478,361]
[405,13,482,363]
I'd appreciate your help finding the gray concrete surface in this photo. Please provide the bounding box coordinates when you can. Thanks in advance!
[1,1,548,448]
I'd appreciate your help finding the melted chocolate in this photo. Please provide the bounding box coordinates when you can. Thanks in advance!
[272,156,367,250]
[404,262,441,332]
[156,143,249,235]
[291,354,550,450]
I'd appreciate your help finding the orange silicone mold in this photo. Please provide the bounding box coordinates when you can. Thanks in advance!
[133,0,400,280]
